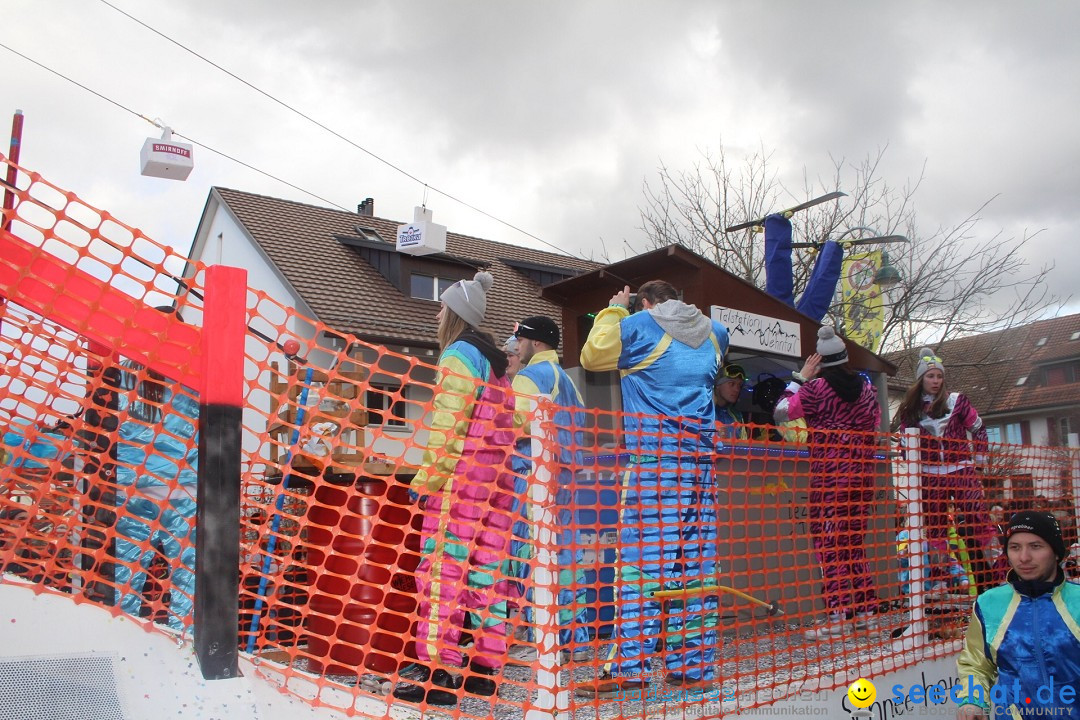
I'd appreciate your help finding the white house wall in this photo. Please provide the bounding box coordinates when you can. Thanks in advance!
[192,203,433,466]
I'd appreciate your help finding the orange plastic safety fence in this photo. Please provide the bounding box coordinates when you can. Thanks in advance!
[3,152,1080,720]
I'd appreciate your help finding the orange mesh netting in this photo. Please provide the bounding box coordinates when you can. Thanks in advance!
[2,152,1079,718]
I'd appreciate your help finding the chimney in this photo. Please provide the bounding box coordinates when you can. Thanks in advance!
[358,198,374,216]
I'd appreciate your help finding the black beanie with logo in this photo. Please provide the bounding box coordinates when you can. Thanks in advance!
[1007,510,1067,561]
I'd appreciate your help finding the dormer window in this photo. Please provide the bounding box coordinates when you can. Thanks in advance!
[410,273,457,301]
[337,232,486,297]
[354,226,384,243]
[1042,363,1078,387]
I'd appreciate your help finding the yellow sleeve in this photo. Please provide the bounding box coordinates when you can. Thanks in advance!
[781,418,808,444]
[410,355,480,493]
[512,373,542,432]
[580,305,628,372]
[955,607,995,709]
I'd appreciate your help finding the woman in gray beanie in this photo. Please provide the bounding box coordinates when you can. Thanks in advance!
[394,271,520,707]
[894,347,998,592]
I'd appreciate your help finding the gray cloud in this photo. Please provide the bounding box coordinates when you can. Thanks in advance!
[2,0,1077,318]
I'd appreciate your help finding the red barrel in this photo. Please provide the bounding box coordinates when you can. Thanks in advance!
[303,476,420,676]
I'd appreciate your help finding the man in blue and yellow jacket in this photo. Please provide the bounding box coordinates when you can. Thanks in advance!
[956,510,1080,719]
[578,280,728,696]
[508,315,592,661]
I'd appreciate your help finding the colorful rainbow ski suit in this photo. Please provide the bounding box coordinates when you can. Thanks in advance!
[409,337,519,671]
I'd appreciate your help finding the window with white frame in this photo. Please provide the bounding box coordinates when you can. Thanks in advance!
[1003,422,1023,445]
[986,426,1002,444]
[366,384,408,428]
[409,273,458,301]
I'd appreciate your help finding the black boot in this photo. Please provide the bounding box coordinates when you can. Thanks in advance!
[463,661,498,697]
[392,668,462,706]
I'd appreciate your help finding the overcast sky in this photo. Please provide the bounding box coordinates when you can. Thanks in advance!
[3,0,1078,317]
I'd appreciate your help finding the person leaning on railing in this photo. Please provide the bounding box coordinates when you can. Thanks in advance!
[773,326,881,640]
[893,347,1000,592]
[955,511,1080,719]
[394,271,520,708]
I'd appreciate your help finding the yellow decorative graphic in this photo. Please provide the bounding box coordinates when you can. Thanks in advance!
[847,677,877,708]
[841,250,885,352]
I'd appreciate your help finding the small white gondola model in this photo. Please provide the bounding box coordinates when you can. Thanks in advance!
[140,126,193,180]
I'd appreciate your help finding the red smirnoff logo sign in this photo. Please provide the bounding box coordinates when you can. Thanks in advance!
[152,143,191,158]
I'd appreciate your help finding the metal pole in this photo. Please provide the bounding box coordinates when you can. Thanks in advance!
[3,109,23,232]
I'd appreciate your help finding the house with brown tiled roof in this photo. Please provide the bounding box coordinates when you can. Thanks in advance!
[883,313,1080,448]
[188,188,598,351]
[186,187,600,462]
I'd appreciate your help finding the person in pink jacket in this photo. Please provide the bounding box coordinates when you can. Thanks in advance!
[774,327,881,639]
[393,272,520,707]
[894,347,998,591]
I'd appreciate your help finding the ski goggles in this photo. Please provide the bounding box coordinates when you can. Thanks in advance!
[717,363,747,384]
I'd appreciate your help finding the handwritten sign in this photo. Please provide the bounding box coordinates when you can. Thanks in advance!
[711,306,801,358]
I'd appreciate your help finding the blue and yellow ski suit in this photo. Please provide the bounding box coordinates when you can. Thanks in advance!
[957,571,1080,719]
[581,300,727,682]
[510,349,592,650]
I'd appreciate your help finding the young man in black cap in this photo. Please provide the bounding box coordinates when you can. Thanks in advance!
[954,510,1080,719]
[506,315,592,664]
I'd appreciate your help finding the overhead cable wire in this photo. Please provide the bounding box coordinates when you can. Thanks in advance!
[94,0,575,260]
[0,41,350,212]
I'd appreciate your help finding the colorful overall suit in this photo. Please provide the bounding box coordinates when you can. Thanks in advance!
[714,404,748,442]
[410,340,520,671]
[509,349,591,650]
[581,301,727,682]
[896,528,972,596]
[957,572,1080,719]
[900,392,997,587]
[112,365,199,632]
[775,375,880,615]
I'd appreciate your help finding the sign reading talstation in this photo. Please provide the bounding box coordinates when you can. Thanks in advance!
[710,306,801,358]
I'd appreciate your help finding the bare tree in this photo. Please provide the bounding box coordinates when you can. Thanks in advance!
[638,144,1061,352]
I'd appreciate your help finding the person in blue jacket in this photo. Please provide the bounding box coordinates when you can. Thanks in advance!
[507,315,592,662]
[955,511,1080,719]
[111,359,199,632]
[714,362,749,442]
[578,280,728,696]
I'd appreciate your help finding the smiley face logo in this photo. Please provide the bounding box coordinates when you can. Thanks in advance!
[847,678,876,708]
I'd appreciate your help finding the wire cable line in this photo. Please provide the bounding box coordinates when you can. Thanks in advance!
[0,41,351,212]
[95,0,574,258]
